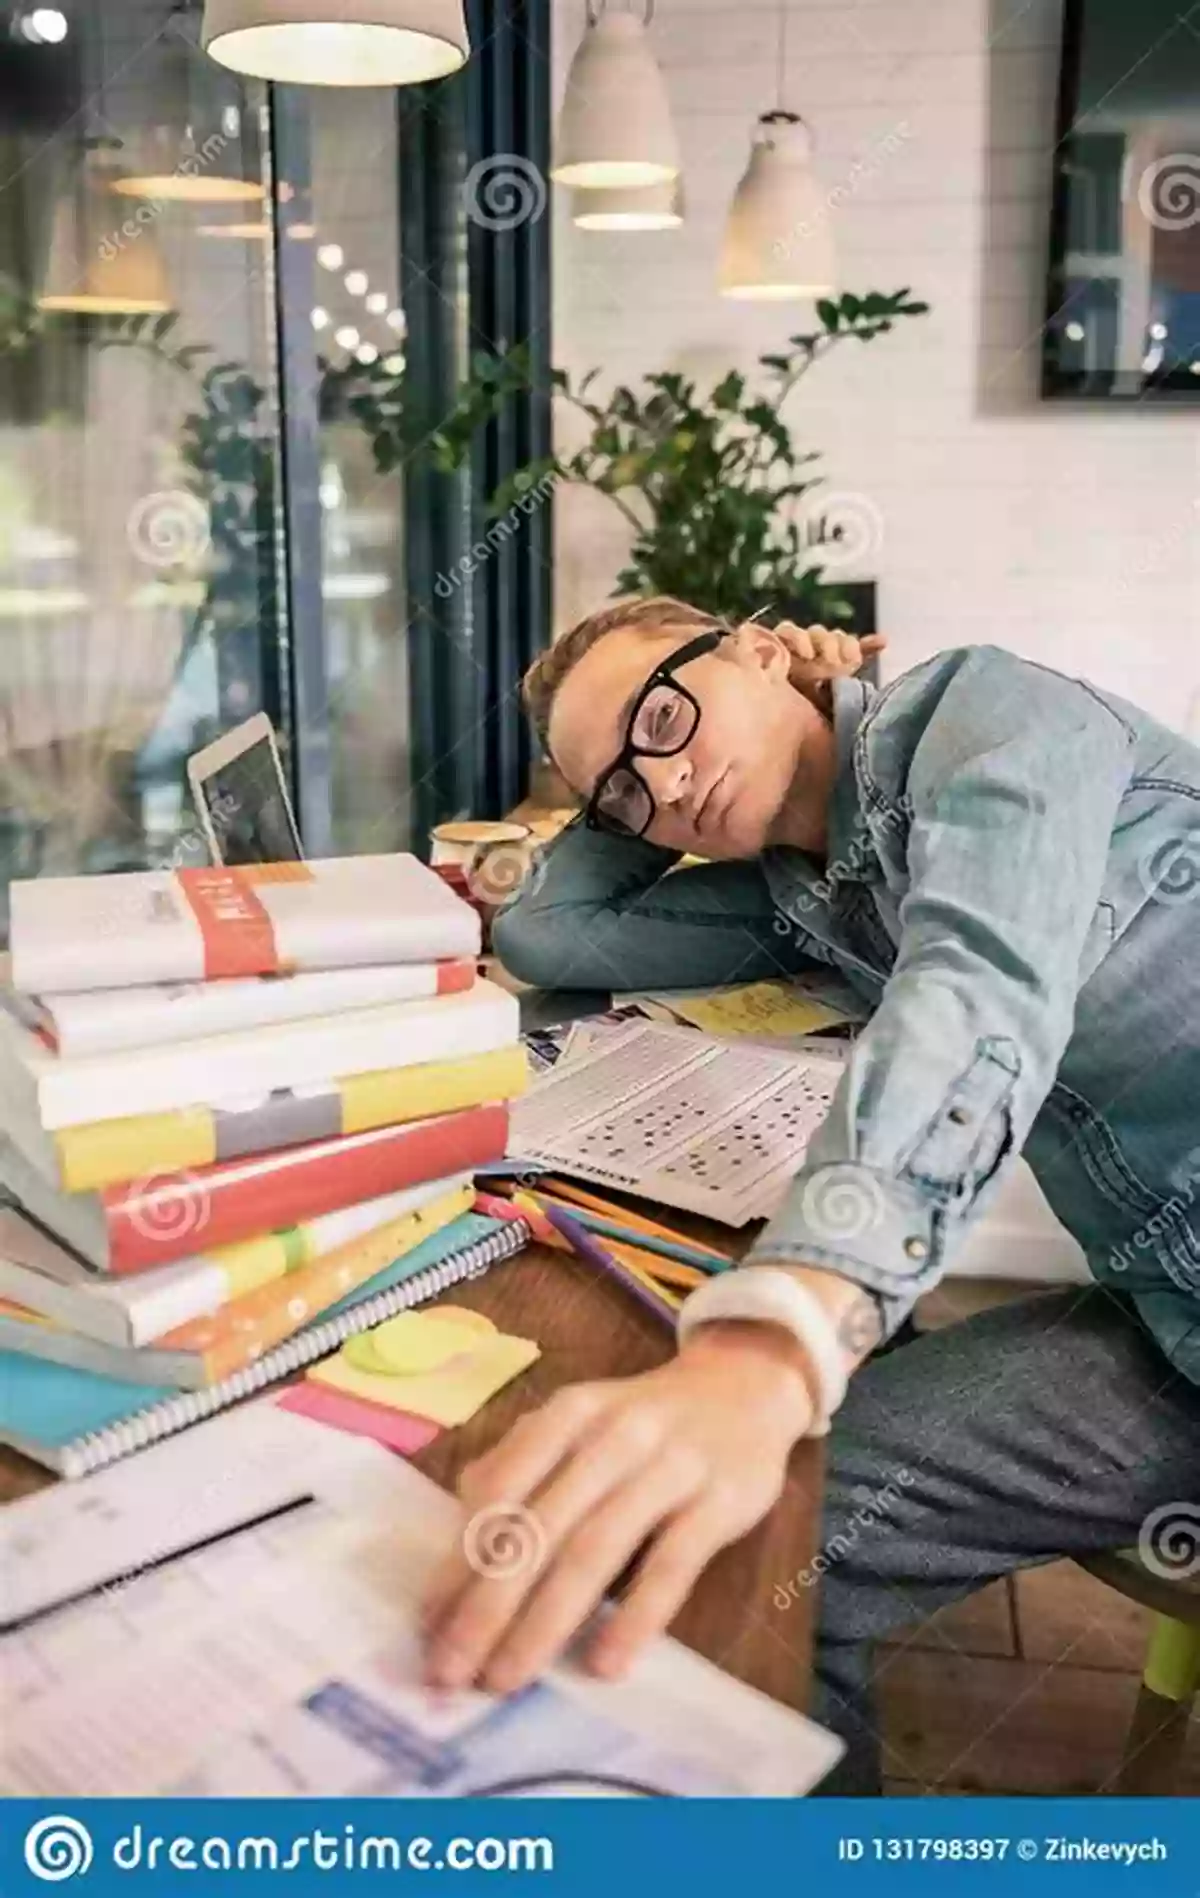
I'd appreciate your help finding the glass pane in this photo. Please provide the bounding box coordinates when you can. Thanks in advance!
[309,91,411,856]
[0,4,280,940]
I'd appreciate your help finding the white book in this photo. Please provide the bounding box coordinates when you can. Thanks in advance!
[0,952,476,1059]
[0,1175,470,1349]
[0,977,518,1133]
[8,853,480,996]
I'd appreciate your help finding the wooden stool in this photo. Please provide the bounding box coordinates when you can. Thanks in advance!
[1076,1549,1200,1794]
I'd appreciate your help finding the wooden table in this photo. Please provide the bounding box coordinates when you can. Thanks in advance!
[0,1237,823,1715]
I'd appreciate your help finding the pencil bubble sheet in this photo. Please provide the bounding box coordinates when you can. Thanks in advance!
[511,1020,843,1226]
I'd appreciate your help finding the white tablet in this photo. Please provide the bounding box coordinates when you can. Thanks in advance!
[186,712,304,866]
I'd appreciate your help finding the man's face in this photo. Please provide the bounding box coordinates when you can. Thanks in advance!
[547,623,822,860]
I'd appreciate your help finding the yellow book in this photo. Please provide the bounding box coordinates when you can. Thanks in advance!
[45,1044,527,1193]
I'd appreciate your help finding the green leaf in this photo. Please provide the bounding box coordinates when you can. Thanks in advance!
[815,298,841,332]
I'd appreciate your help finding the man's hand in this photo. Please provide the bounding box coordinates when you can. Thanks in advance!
[422,1324,815,1695]
[767,623,887,694]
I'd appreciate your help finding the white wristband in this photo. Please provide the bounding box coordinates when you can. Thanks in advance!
[676,1266,849,1437]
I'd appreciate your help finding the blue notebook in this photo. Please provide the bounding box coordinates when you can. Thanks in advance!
[0,1211,530,1479]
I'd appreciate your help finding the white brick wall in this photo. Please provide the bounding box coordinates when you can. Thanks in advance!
[551,0,1200,729]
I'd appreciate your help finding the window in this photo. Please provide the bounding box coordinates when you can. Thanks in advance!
[0,1,280,934]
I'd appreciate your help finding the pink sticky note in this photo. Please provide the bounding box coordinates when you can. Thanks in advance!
[278,1382,441,1455]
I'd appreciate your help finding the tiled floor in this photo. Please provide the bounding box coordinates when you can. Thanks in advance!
[875,1279,1199,1797]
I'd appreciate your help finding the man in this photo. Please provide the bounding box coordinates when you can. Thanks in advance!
[424,596,1200,1793]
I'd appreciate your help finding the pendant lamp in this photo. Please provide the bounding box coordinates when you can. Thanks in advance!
[718,0,834,300]
[112,123,263,202]
[572,174,683,229]
[552,3,679,189]
[38,141,174,315]
[201,0,468,86]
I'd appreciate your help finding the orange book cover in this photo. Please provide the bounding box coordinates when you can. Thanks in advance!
[158,1180,473,1384]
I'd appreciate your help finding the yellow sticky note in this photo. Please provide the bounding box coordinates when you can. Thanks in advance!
[311,1330,540,1426]
[659,979,852,1040]
[342,1306,495,1376]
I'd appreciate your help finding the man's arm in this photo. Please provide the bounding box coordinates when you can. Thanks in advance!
[746,647,1136,1332]
[492,820,821,993]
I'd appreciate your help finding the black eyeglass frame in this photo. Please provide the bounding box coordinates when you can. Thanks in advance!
[583,627,727,838]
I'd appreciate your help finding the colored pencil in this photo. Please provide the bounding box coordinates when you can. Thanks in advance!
[538,1180,734,1271]
[604,1241,687,1306]
[538,1203,677,1330]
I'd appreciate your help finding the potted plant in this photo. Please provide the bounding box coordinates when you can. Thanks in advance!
[429,288,928,672]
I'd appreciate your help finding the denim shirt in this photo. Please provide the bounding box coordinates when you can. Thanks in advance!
[494,646,1200,1385]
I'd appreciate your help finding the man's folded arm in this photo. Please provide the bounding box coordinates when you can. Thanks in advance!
[492,818,823,992]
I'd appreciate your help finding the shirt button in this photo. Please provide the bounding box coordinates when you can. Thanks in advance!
[904,1237,929,1261]
[948,1106,971,1125]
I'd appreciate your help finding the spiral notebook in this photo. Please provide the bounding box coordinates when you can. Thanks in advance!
[0,1212,531,1480]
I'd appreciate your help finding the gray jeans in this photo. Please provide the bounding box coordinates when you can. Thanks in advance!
[811,1286,1200,1793]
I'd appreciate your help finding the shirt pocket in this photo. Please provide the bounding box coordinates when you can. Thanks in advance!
[899,1035,1021,1209]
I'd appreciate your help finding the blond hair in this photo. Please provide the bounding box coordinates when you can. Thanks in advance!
[522,595,721,744]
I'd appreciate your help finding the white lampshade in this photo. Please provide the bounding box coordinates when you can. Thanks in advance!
[552,10,680,189]
[202,0,468,86]
[111,130,263,203]
[719,111,835,300]
[572,174,684,229]
[38,146,173,314]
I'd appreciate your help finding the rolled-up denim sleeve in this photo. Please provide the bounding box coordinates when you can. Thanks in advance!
[492,819,820,992]
[747,652,1137,1336]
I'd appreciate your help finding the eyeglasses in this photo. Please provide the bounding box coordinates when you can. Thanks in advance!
[585,628,726,839]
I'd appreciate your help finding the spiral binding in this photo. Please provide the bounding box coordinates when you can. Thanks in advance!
[62,1218,533,1480]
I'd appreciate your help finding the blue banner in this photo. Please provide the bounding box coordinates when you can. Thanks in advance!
[0,1799,1193,1896]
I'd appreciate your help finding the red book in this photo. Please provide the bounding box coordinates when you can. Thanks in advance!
[1,1104,509,1276]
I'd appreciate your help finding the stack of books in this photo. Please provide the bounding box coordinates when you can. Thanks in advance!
[0,854,529,1471]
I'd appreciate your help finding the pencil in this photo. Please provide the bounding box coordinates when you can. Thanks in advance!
[538,1203,677,1330]
[515,1188,722,1278]
[604,1241,689,1304]
[538,1180,734,1271]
